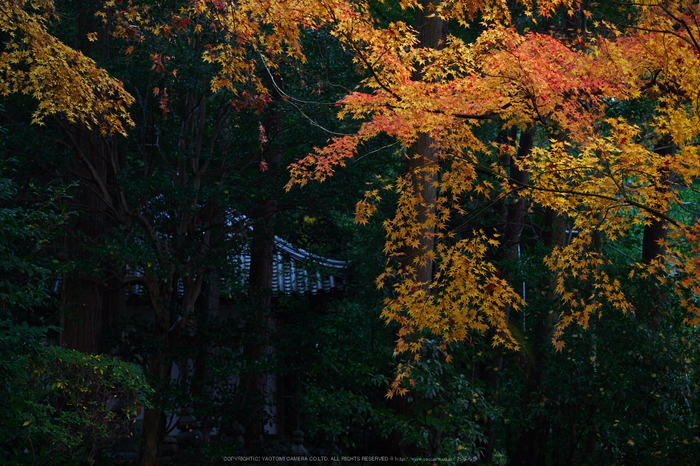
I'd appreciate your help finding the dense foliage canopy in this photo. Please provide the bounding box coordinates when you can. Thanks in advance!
[1,0,700,464]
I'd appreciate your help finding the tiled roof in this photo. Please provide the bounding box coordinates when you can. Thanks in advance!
[238,236,346,295]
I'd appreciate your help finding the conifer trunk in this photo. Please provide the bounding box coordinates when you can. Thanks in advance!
[483,128,533,462]
[407,3,446,282]
[242,84,284,450]
[405,0,445,310]
[61,131,110,354]
[641,143,673,331]
[642,144,673,263]
[406,1,446,283]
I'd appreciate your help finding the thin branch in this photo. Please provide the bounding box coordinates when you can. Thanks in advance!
[259,55,352,137]
[352,141,401,163]
[477,163,683,229]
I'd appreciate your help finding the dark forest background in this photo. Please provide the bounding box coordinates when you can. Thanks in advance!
[1,0,699,465]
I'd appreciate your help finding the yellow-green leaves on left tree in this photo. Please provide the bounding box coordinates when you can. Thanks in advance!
[0,0,133,134]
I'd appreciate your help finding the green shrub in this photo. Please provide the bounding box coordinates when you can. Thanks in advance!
[0,320,152,465]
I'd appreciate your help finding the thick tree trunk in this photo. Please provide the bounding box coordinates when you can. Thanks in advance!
[62,131,110,354]
[243,198,277,451]
[642,145,672,263]
[641,143,673,330]
[406,0,446,268]
[384,1,446,457]
[642,219,666,263]
[104,277,126,343]
[510,145,569,464]
[509,207,566,466]
[60,0,125,355]
[483,128,533,462]
[241,87,284,451]
[406,132,438,283]
[62,277,105,353]
[192,274,222,444]
[138,350,168,465]
[138,283,172,466]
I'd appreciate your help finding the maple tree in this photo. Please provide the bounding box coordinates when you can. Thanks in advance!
[1,0,286,462]
[5,0,700,460]
[10,0,386,462]
[280,0,700,397]
[0,0,132,133]
[11,0,700,368]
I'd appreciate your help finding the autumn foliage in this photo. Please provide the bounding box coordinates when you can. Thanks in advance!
[0,0,133,134]
[285,0,700,391]
[5,0,700,396]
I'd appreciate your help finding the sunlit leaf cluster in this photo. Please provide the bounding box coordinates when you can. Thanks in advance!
[283,0,700,376]
[9,0,700,392]
[0,0,133,134]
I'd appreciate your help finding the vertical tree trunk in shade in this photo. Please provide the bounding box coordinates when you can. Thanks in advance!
[509,10,593,459]
[61,277,104,353]
[384,1,446,457]
[61,132,109,354]
[104,276,126,352]
[404,0,446,281]
[136,84,217,465]
[242,84,284,450]
[405,132,438,284]
[59,0,121,355]
[483,128,533,462]
[509,206,566,466]
[641,142,673,331]
[511,136,573,465]
[138,351,167,465]
[138,278,174,466]
[642,218,666,263]
[243,198,276,450]
[642,144,673,264]
[192,275,222,444]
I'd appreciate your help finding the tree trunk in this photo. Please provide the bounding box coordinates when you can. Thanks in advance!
[483,128,533,462]
[62,277,105,354]
[61,131,109,354]
[242,85,284,451]
[193,274,222,444]
[509,206,566,466]
[243,198,277,451]
[406,2,447,282]
[60,0,125,355]
[384,1,447,457]
[642,144,672,263]
[641,143,673,330]
[138,282,173,466]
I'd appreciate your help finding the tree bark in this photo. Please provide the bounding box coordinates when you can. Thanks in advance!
[406,2,447,284]
[384,1,447,457]
[241,84,284,451]
[642,144,673,263]
[483,128,533,462]
[242,198,277,451]
[61,131,110,354]
[641,143,673,331]
[138,279,173,466]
